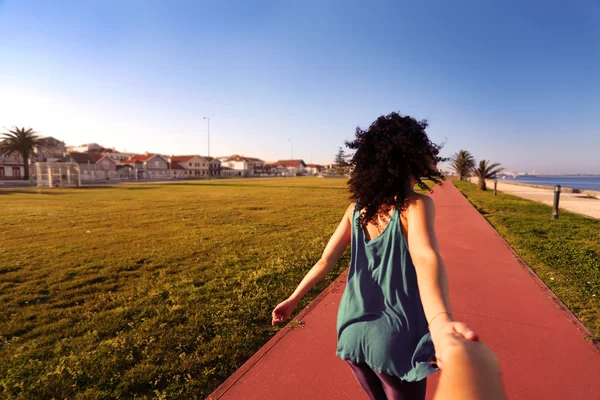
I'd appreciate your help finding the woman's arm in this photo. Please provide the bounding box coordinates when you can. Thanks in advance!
[405,195,478,361]
[406,195,452,322]
[272,203,354,325]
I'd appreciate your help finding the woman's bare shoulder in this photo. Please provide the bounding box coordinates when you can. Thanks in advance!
[405,193,435,215]
[345,202,356,215]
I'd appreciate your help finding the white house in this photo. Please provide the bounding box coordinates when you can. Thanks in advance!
[305,164,325,175]
[217,155,265,176]
[276,159,307,176]
[206,157,221,177]
[93,154,119,179]
[120,153,169,179]
[167,161,187,178]
[0,152,26,180]
[169,155,210,177]
[263,162,286,176]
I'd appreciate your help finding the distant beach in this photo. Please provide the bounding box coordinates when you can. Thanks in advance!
[505,176,600,192]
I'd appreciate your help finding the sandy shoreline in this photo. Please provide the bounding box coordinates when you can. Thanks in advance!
[467,178,600,219]
[494,180,600,197]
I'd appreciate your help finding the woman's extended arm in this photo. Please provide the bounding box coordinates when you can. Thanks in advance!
[271,203,354,325]
[405,195,478,362]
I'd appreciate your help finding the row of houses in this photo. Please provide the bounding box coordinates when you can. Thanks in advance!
[0,138,328,180]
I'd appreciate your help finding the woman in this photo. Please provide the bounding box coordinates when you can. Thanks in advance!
[272,112,478,400]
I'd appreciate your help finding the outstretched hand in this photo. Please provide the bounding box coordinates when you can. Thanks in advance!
[271,298,298,326]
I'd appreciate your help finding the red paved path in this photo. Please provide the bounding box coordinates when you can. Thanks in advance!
[209,182,599,400]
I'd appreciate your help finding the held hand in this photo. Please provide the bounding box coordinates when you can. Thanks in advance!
[271,298,298,326]
[429,317,479,369]
[436,332,500,373]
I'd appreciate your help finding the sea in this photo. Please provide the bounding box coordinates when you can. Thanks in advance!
[506,176,600,191]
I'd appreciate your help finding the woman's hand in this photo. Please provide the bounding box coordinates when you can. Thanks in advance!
[429,315,479,368]
[271,298,299,326]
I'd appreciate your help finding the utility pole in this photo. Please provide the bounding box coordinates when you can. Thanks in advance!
[287,138,294,177]
[203,117,210,181]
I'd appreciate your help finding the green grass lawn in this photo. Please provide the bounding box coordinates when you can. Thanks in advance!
[454,180,600,341]
[0,178,353,399]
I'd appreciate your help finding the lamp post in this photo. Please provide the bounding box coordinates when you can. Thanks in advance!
[203,117,210,181]
[287,138,294,177]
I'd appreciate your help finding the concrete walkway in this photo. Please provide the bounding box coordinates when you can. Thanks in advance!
[475,178,600,219]
[209,182,599,400]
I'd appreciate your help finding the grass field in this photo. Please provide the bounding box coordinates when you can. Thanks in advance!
[454,180,600,341]
[0,178,353,399]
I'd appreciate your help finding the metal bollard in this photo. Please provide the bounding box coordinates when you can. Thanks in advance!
[552,185,561,219]
[494,179,497,196]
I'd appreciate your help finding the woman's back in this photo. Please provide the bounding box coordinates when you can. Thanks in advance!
[336,199,438,382]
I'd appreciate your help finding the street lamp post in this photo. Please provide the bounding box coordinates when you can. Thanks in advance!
[287,138,294,177]
[203,117,210,181]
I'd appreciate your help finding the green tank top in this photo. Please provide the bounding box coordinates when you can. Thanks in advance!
[336,202,438,381]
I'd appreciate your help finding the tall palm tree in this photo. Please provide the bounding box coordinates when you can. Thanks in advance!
[473,160,503,191]
[0,127,42,180]
[450,150,475,180]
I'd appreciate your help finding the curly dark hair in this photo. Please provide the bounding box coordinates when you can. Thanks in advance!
[346,111,446,227]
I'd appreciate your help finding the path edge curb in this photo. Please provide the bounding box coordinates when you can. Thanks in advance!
[207,270,349,399]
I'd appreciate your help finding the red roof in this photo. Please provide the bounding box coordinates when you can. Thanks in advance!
[63,152,96,164]
[89,153,113,162]
[170,155,197,162]
[126,153,156,162]
[306,164,324,168]
[221,154,263,163]
[120,158,144,164]
[168,162,185,170]
[276,159,306,168]
[121,153,168,164]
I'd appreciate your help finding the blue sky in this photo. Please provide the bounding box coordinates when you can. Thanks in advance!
[1,0,598,173]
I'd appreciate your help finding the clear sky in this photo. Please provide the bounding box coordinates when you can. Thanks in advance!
[1,0,598,173]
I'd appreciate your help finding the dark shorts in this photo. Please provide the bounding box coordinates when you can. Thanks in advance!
[346,360,427,400]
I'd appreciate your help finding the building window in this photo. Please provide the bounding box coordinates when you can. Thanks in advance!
[189,162,192,166]
[12,167,21,178]
[0,167,4,178]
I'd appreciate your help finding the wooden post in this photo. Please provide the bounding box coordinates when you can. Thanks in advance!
[552,185,561,219]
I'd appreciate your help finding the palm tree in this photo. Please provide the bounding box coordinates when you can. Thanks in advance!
[472,160,503,191]
[0,127,42,180]
[450,150,475,180]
